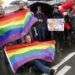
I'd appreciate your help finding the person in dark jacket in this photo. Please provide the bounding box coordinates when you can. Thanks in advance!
[31,6,48,41]
[53,5,63,18]
[64,14,72,47]
[53,5,64,51]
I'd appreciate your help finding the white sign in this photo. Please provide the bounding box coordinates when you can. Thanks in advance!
[47,18,64,31]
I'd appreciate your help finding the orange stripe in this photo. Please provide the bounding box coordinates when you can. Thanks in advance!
[0,15,25,25]
[0,10,28,26]
[7,43,54,54]
[0,14,27,25]
[6,41,55,52]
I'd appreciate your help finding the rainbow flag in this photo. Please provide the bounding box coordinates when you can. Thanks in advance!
[4,41,55,73]
[0,9,37,47]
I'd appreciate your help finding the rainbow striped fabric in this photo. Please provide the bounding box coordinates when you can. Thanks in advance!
[0,9,37,47]
[4,41,55,73]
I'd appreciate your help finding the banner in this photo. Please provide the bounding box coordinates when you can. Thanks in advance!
[47,18,64,31]
[0,9,37,47]
[4,41,55,73]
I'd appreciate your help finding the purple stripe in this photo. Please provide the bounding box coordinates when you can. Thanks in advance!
[21,16,38,36]
[11,50,55,71]
[0,16,37,47]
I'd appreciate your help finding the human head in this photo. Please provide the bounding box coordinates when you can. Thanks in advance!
[53,5,59,13]
[37,6,42,13]
[25,34,32,43]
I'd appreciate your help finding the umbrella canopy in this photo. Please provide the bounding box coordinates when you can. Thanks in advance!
[29,2,54,18]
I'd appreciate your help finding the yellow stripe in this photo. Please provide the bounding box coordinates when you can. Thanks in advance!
[7,44,55,57]
[0,15,24,26]
[0,12,31,28]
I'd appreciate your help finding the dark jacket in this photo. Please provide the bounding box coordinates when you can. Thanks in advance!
[31,12,48,41]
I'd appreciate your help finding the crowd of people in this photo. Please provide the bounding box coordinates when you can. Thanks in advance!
[15,4,74,75]
[30,5,73,51]
[23,4,74,75]
[0,0,75,75]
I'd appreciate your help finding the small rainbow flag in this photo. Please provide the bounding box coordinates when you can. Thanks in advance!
[4,41,55,73]
[0,9,37,47]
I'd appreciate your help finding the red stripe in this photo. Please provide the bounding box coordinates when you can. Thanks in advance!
[0,9,29,25]
[6,41,55,51]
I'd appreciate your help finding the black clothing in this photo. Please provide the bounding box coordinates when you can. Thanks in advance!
[31,12,49,41]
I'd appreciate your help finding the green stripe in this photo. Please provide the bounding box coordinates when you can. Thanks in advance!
[9,48,55,59]
[0,24,24,35]
[0,14,32,35]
